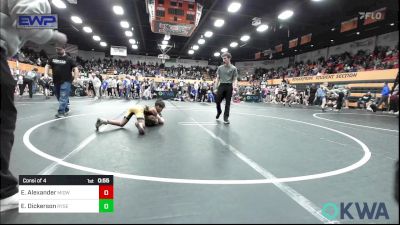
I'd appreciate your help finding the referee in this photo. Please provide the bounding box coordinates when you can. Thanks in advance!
[45,44,79,118]
[215,52,238,124]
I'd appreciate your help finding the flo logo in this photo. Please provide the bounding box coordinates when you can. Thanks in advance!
[322,202,389,220]
[359,12,383,20]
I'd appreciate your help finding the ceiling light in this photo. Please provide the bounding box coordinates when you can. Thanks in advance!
[113,5,124,15]
[227,2,241,13]
[125,31,133,37]
[161,45,167,50]
[356,32,360,35]
[52,0,67,9]
[198,38,205,45]
[132,45,138,49]
[214,19,225,27]
[162,40,168,45]
[129,39,136,44]
[240,35,250,42]
[230,42,238,48]
[71,16,82,24]
[204,31,213,38]
[164,35,171,40]
[331,28,335,31]
[93,35,101,41]
[188,50,194,55]
[192,45,199,50]
[256,24,269,32]
[311,44,314,47]
[214,52,221,57]
[331,39,334,42]
[83,26,92,33]
[221,48,228,53]
[278,10,294,20]
[390,23,395,26]
[120,21,129,28]
[100,42,107,47]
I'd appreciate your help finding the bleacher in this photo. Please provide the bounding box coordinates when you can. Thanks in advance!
[106,68,114,75]
[347,83,394,109]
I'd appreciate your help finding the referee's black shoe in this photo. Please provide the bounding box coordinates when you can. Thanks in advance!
[216,111,222,119]
[223,117,230,124]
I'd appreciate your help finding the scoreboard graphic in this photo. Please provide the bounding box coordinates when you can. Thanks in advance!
[19,175,114,213]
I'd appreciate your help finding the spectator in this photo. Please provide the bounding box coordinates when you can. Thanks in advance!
[93,73,102,100]
[45,44,79,118]
[357,91,372,109]
[20,68,37,98]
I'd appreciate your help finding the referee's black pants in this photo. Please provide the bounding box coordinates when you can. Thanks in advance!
[0,48,19,199]
[216,83,233,119]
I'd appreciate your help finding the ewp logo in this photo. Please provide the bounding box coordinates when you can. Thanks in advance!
[359,12,383,20]
[321,202,389,220]
[17,14,58,29]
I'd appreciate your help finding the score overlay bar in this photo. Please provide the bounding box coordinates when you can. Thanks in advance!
[19,175,114,213]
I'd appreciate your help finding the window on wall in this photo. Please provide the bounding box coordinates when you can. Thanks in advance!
[168,8,184,16]
[186,14,194,21]
[156,10,165,17]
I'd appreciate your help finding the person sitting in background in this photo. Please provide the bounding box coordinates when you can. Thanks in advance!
[207,90,215,103]
[40,74,52,99]
[357,91,372,109]
[232,89,241,103]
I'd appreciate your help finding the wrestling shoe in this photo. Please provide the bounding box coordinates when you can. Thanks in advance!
[95,118,107,131]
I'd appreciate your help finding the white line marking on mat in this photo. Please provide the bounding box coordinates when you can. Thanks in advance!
[24,110,370,187]
[37,109,128,175]
[319,138,347,146]
[313,113,399,133]
[187,115,337,223]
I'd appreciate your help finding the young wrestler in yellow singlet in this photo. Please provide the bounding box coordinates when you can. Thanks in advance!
[95,99,165,135]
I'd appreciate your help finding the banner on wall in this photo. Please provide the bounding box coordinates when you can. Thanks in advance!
[300,33,312,45]
[363,7,386,25]
[266,69,398,85]
[289,38,298,48]
[243,95,260,102]
[340,17,358,32]
[156,91,176,100]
